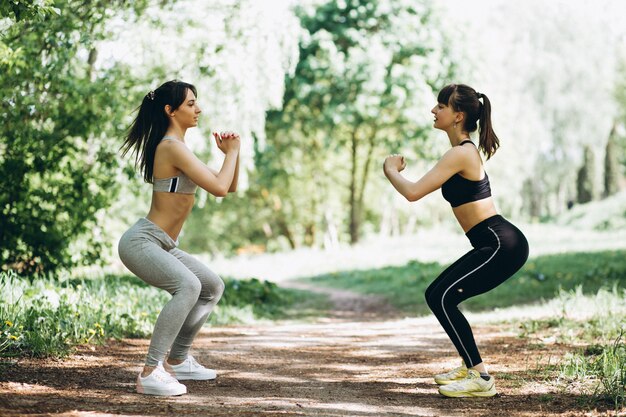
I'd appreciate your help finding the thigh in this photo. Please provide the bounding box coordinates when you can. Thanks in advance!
[427,247,496,303]
[123,240,198,295]
[427,249,480,297]
[169,248,224,296]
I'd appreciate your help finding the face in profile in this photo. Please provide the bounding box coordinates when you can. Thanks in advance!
[431,102,457,131]
[170,88,202,128]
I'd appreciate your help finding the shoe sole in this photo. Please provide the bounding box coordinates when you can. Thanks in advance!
[137,386,187,396]
[137,379,187,396]
[438,386,497,398]
[174,374,217,381]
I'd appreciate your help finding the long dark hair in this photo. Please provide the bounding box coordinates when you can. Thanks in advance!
[121,80,197,183]
[437,84,500,159]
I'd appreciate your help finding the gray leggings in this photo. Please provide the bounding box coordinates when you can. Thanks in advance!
[118,218,224,366]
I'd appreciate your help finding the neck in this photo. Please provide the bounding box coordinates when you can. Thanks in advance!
[165,126,186,142]
[447,130,471,146]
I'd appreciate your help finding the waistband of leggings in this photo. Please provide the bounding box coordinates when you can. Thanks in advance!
[465,214,505,240]
[135,217,178,247]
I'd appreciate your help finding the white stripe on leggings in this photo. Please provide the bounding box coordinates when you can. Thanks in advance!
[441,226,500,366]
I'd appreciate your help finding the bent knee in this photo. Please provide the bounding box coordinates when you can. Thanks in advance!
[199,275,225,302]
[178,277,202,299]
[212,276,225,300]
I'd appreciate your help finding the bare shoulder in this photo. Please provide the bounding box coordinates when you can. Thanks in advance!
[157,139,193,160]
[441,145,473,164]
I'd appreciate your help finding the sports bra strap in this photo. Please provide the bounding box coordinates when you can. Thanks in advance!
[161,135,181,141]
[458,139,476,147]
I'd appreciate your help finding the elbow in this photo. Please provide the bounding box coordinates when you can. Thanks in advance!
[212,185,229,197]
[405,192,420,202]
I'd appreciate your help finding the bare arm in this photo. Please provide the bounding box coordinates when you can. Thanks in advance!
[229,154,239,192]
[384,148,466,202]
[209,132,239,193]
[166,137,240,197]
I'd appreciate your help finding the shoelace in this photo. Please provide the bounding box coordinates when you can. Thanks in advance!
[151,366,179,384]
[441,366,466,378]
[187,356,206,370]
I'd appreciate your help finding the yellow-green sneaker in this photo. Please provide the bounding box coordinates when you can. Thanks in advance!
[434,363,468,385]
[438,369,497,398]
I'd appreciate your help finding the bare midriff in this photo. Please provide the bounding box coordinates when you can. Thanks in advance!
[146,192,195,241]
[452,197,498,233]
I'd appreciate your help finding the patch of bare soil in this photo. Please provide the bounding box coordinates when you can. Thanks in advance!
[0,288,623,417]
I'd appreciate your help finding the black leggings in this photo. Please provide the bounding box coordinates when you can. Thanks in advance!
[425,215,529,367]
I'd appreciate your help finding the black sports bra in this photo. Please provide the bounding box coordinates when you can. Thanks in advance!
[441,140,492,208]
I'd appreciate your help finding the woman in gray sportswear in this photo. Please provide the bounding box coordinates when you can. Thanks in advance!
[118,80,240,396]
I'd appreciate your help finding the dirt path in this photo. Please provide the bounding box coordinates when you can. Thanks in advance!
[0,288,622,417]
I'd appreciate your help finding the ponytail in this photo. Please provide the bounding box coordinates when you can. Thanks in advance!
[437,84,500,159]
[477,93,499,160]
[120,80,197,183]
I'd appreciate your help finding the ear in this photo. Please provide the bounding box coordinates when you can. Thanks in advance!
[164,104,175,117]
[455,112,465,123]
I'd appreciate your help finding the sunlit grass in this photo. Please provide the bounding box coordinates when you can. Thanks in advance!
[305,250,626,315]
[0,270,323,358]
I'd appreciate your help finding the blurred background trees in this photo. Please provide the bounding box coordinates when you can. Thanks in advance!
[1,0,625,275]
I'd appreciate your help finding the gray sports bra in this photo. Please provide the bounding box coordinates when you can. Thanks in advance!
[152,136,198,194]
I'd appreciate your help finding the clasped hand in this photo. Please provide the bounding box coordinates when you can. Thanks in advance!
[384,154,406,173]
[213,131,240,154]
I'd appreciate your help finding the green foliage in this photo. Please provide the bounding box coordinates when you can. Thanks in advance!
[0,269,321,358]
[561,334,626,409]
[519,286,626,410]
[0,0,59,22]
[307,250,626,314]
[0,1,149,274]
[0,270,167,357]
[261,0,452,245]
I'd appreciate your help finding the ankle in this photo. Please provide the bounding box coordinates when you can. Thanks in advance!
[141,365,156,378]
[469,363,487,375]
[166,358,185,366]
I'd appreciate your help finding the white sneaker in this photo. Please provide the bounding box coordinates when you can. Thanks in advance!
[164,355,217,381]
[136,362,187,396]
[434,363,468,385]
[438,369,497,398]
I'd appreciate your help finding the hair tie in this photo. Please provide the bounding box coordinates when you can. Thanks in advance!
[147,90,155,100]
[476,92,482,99]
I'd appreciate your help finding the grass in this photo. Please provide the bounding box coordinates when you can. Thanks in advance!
[515,286,626,410]
[0,270,326,358]
[305,249,626,315]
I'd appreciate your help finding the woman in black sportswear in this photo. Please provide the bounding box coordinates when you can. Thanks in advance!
[383,83,529,398]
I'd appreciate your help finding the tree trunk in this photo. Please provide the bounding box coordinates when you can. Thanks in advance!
[349,128,360,244]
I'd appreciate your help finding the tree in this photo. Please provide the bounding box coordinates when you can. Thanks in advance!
[265,0,452,244]
[0,0,151,274]
[577,146,597,204]
[604,123,622,197]
[0,0,58,21]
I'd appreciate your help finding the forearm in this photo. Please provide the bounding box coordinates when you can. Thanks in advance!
[215,151,239,196]
[228,154,239,192]
[385,168,418,202]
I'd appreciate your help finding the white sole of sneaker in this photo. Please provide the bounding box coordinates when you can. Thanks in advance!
[174,373,217,381]
[136,380,187,396]
[438,386,497,398]
[136,386,187,396]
